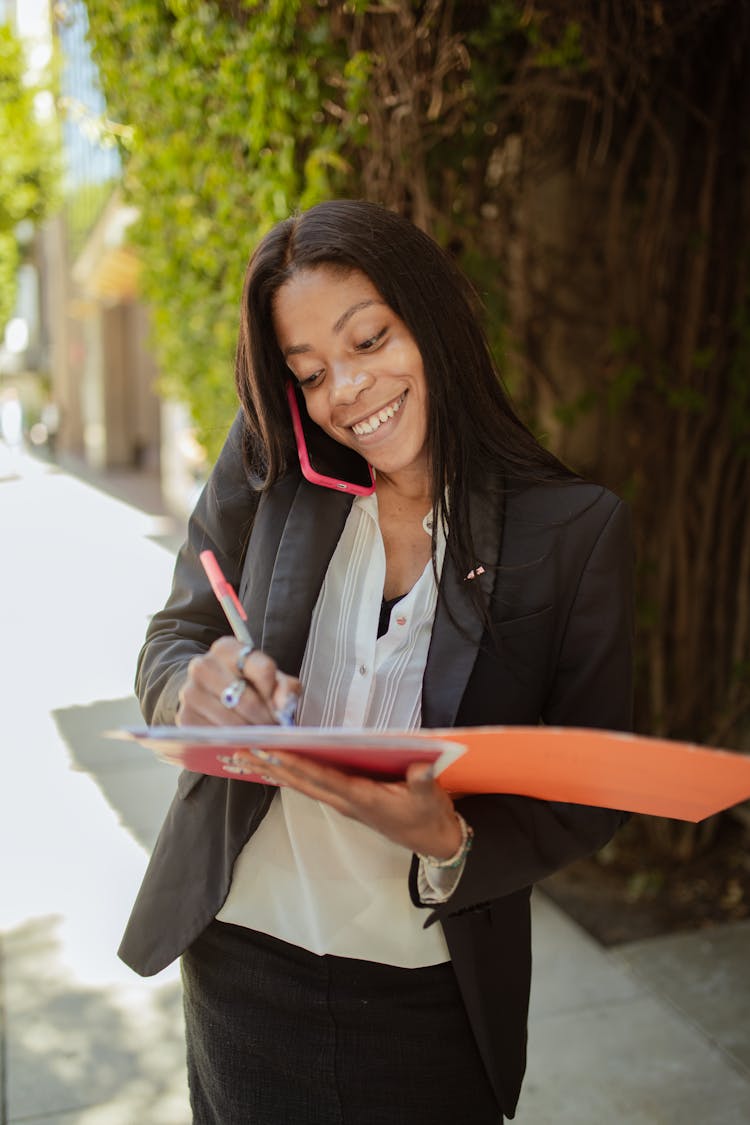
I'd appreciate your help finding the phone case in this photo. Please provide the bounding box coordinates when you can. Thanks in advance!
[286,380,376,495]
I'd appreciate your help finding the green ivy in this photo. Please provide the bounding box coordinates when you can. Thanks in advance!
[82,1,598,460]
[0,231,18,330]
[526,17,588,71]
[0,24,59,330]
[84,0,369,458]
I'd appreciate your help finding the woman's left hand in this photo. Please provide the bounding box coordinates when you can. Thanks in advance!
[241,751,462,859]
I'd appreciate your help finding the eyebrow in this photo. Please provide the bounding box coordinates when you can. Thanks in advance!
[282,299,383,360]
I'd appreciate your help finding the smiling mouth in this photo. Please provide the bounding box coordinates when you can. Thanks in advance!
[350,392,407,436]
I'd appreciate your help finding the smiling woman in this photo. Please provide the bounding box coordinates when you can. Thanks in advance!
[120,200,635,1125]
[273,268,429,487]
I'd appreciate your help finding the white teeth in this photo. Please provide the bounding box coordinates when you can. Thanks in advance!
[352,394,404,436]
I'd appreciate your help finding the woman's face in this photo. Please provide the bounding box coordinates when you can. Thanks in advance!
[273,267,430,486]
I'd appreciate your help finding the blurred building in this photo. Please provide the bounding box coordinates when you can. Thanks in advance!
[1,0,206,516]
[0,0,52,413]
[43,0,161,470]
[2,0,161,473]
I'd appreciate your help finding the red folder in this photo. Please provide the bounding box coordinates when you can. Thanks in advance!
[110,725,750,823]
[110,726,464,782]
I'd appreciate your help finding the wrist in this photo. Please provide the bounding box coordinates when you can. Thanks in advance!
[417,812,474,870]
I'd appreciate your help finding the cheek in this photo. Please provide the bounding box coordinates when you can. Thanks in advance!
[300,389,326,426]
[390,339,421,371]
[305,392,351,442]
[401,344,426,395]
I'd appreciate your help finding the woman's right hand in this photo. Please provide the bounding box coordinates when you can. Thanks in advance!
[176,636,300,727]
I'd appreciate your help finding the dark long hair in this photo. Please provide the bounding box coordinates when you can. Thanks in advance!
[235,199,571,622]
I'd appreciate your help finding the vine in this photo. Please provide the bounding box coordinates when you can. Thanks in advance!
[82,1,569,454]
[83,0,371,453]
[82,1,750,858]
[486,1,750,854]
[0,24,59,331]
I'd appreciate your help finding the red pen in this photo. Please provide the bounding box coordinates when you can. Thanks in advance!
[199,549,254,646]
[199,549,297,726]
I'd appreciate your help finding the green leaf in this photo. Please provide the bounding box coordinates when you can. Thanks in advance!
[0,24,60,329]
[85,0,364,459]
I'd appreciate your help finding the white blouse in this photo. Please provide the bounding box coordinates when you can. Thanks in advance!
[216,493,454,967]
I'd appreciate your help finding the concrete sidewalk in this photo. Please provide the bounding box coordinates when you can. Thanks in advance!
[2,445,748,1123]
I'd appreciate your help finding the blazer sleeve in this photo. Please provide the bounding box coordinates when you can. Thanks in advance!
[135,411,261,725]
[415,496,635,923]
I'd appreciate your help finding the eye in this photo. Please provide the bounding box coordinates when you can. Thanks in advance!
[355,328,387,352]
[297,369,324,389]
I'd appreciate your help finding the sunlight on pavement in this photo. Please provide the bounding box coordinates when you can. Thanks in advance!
[1,447,191,1122]
[2,449,179,968]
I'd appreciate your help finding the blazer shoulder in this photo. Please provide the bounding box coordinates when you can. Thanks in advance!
[504,477,625,530]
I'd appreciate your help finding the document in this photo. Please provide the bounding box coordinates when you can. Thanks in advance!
[109,725,465,783]
[109,724,750,823]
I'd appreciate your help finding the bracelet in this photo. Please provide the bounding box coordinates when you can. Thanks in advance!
[418,813,474,870]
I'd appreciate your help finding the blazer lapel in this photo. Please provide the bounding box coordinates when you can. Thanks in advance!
[260,478,353,675]
[243,471,504,713]
[422,483,505,727]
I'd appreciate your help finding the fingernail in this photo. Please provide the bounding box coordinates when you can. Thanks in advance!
[276,696,298,727]
[252,748,282,766]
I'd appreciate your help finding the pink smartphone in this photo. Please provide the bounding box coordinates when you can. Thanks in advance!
[286,380,375,496]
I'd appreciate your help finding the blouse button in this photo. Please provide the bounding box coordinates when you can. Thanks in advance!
[396,615,407,626]
[359,664,368,676]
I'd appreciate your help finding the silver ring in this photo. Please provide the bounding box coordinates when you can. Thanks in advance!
[236,643,254,677]
[221,679,247,709]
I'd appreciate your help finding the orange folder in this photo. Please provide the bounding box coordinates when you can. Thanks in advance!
[111,724,750,823]
[431,726,750,823]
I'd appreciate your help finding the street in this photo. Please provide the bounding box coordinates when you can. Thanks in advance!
[1,445,190,1123]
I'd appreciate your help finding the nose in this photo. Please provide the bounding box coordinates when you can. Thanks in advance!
[329,362,373,406]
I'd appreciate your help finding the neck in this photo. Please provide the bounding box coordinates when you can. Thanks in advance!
[375,467,432,507]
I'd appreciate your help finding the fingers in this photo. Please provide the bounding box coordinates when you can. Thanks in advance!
[176,637,300,727]
[405,761,436,790]
[215,636,280,700]
[238,750,459,857]
[272,672,301,719]
[241,751,362,814]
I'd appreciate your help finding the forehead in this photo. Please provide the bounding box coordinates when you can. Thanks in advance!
[272,267,384,336]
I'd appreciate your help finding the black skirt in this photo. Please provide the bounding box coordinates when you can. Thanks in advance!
[181,920,503,1125]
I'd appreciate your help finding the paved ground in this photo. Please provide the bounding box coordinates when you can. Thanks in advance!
[2,444,749,1124]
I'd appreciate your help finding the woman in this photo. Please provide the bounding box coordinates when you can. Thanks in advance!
[120,200,634,1123]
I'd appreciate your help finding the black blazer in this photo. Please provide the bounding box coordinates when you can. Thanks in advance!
[119,414,634,1119]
